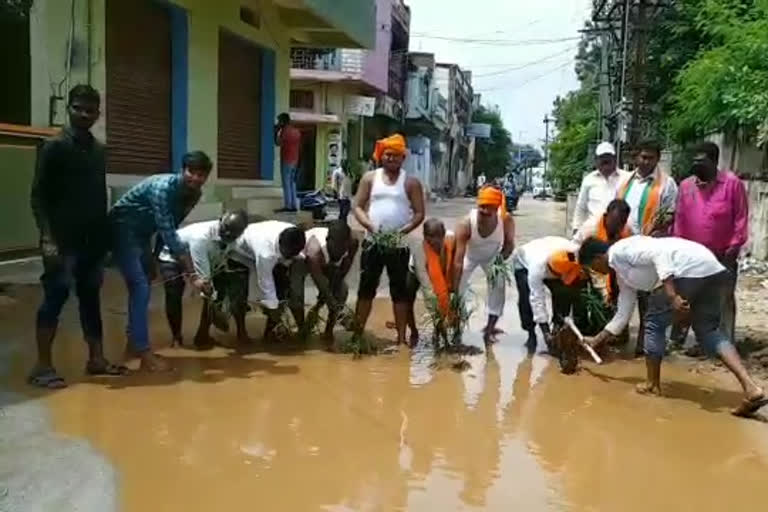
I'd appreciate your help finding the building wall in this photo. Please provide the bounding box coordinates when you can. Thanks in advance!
[361,0,392,93]
[29,0,293,219]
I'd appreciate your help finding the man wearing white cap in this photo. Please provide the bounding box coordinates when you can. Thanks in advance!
[571,142,631,235]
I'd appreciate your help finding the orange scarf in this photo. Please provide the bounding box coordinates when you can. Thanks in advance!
[595,216,630,302]
[424,235,455,317]
[547,250,586,286]
[595,216,632,243]
[618,172,667,234]
[372,134,407,163]
[477,186,508,217]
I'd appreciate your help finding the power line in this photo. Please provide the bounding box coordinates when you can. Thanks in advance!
[410,34,582,47]
[474,60,574,92]
[472,46,579,78]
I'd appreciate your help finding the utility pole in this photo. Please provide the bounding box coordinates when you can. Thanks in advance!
[629,0,648,147]
[543,115,552,183]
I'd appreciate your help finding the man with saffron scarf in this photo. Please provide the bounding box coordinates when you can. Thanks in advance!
[453,186,515,344]
[617,140,678,356]
[512,236,588,353]
[354,134,425,346]
[407,218,457,345]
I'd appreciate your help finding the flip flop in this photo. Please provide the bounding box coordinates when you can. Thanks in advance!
[27,368,67,389]
[732,395,768,418]
[86,361,129,376]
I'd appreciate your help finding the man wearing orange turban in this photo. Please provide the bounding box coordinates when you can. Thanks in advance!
[452,185,516,344]
[353,133,425,347]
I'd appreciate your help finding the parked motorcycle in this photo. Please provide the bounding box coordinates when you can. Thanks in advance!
[299,190,328,220]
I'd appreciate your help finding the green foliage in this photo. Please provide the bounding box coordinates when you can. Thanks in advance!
[548,88,598,192]
[669,5,768,143]
[472,105,513,179]
[547,28,600,192]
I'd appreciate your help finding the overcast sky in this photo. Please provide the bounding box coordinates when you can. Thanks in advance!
[407,0,592,150]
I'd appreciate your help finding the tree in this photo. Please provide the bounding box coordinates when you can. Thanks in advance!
[510,143,543,171]
[472,104,513,179]
[547,26,600,192]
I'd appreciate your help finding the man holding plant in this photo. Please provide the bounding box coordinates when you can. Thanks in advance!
[353,134,425,346]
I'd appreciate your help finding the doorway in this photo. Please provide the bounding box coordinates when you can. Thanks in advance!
[296,124,317,191]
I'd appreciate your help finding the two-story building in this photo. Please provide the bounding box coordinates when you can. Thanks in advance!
[402,52,448,193]
[288,0,410,192]
[0,0,375,255]
[434,63,474,195]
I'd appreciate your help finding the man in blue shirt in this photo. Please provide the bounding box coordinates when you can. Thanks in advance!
[109,151,212,371]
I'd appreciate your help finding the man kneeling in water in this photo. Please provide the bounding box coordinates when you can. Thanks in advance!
[580,236,767,417]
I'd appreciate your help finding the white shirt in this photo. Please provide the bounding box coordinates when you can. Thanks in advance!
[572,168,631,232]
[619,169,678,235]
[158,220,226,279]
[368,168,412,232]
[511,236,579,324]
[332,168,351,199]
[231,221,296,309]
[605,236,725,335]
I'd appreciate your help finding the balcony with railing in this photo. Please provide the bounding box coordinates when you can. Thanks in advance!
[291,47,375,85]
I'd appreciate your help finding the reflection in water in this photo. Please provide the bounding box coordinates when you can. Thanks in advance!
[1,277,767,512]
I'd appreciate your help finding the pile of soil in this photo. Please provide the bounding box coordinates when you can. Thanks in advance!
[552,326,581,375]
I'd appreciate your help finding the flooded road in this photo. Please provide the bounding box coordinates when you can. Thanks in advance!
[1,197,767,511]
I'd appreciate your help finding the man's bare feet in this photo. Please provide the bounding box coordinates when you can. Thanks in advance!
[409,330,420,348]
[139,352,171,372]
[732,390,768,418]
[635,382,661,396]
[483,331,499,345]
[171,337,183,348]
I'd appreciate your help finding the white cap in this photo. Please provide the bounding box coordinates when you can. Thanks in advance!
[595,142,616,156]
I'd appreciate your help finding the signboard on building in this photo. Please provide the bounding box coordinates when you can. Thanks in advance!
[344,95,376,117]
[328,131,342,169]
[466,123,491,138]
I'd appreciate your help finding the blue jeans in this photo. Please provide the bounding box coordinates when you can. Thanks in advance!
[644,272,731,359]
[281,163,298,210]
[37,250,104,343]
[113,237,152,353]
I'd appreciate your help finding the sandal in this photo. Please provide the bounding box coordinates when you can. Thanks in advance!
[27,368,67,389]
[86,360,129,376]
[732,395,768,418]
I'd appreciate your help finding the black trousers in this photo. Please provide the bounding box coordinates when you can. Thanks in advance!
[514,268,587,332]
[159,259,249,338]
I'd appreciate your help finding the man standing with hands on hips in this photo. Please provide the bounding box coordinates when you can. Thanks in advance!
[275,113,301,212]
[353,134,425,346]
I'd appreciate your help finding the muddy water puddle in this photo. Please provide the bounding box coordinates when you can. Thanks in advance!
[2,282,768,511]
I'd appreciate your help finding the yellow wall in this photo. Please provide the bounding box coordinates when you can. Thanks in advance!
[29,0,291,191]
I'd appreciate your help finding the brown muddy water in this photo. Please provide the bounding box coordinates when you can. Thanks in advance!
[1,278,767,512]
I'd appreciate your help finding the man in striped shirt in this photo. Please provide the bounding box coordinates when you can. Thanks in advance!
[109,151,212,371]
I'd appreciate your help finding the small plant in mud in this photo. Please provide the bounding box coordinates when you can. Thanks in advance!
[580,283,612,336]
[338,330,378,358]
[422,292,477,354]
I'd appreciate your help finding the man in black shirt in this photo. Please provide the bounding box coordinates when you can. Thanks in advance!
[29,84,126,388]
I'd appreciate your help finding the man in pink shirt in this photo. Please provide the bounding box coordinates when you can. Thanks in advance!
[673,142,748,346]
[274,113,301,212]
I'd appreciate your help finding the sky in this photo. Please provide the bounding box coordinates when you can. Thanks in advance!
[407,0,592,150]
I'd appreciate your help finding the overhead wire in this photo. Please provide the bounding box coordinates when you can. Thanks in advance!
[471,46,579,78]
[474,60,574,93]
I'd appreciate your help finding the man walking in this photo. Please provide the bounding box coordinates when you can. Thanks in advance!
[571,142,630,235]
[109,151,212,371]
[28,84,125,388]
[672,142,747,347]
[580,236,766,417]
[353,134,425,346]
[157,210,248,349]
[275,113,301,212]
[452,186,516,344]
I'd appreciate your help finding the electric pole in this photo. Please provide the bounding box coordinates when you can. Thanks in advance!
[629,0,649,147]
[543,115,552,183]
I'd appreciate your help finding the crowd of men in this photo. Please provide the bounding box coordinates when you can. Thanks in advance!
[28,85,766,418]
